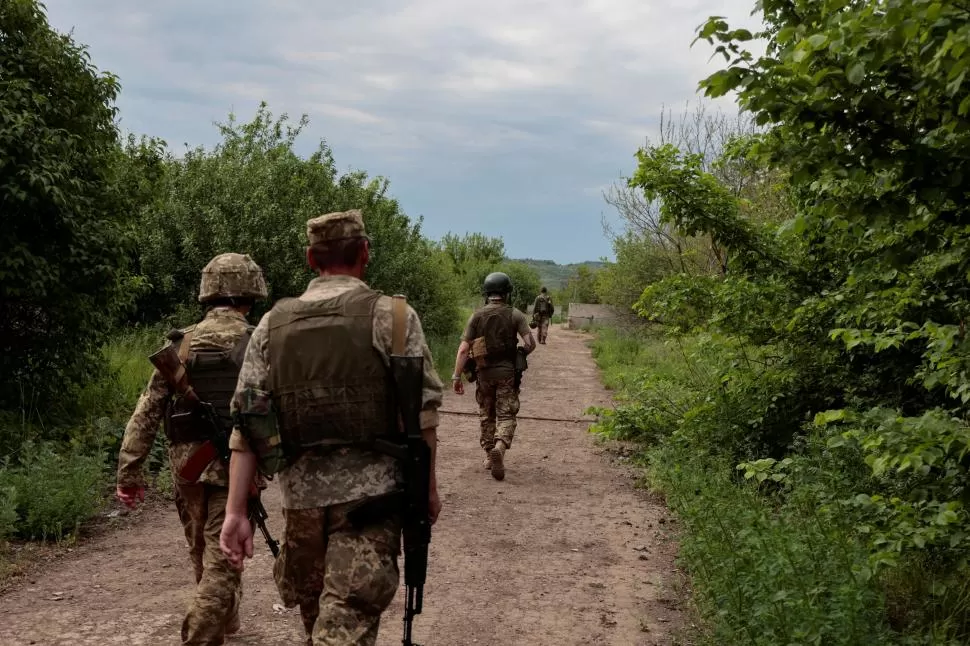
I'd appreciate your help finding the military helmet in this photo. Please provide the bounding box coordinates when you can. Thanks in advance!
[540,286,548,293]
[198,253,268,303]
[482,271,513,297]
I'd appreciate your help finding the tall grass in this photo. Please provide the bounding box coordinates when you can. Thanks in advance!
[0,327,161,545]
[588,326,962,645]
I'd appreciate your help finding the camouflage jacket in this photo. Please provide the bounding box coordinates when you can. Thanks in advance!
[229,274,444,510]
[116,308,252,490]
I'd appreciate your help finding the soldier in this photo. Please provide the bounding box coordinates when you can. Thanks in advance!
[219,209,443,646]
[115,253,268,646]
[531,286,555,344]
[452,272,536,481]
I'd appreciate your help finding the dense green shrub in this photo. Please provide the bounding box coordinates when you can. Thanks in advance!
[0,442,105,541]
[126,103,461,338]
[0,0,134,413]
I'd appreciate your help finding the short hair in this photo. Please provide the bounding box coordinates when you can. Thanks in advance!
[309,237,366,269]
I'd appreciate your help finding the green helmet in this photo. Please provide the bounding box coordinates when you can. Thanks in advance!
[482,272,513,298]
[198,253,268,303]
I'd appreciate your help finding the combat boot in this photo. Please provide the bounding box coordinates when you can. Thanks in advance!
[489,440,507,481]
[483,451,493,471]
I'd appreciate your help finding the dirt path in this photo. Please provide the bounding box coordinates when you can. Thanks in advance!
[0,328,685,645]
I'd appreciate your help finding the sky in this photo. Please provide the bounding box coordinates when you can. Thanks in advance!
[43,0,761,264]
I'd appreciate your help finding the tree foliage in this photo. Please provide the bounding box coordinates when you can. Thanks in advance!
[129,103,460,338]
[601,1,970,640]
[439,232,506,297]
[0,0,133,412]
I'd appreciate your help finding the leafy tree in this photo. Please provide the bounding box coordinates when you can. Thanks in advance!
[439,232,506,297]
[616,1,970,639]
[129,103,460,338]
[0,0,132,414]
[564,265,600,304]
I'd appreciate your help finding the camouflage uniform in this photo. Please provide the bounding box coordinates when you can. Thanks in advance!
[117,253,267,646]
[118,308,247,645]
[230,210,443,646]
[532,291,554,344]
[462,300,531,465]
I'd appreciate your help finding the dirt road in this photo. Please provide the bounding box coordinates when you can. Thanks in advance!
[0,328,685,645]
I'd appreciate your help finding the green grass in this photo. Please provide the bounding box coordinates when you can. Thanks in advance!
[587,326,963,646]
[0,327,161,548]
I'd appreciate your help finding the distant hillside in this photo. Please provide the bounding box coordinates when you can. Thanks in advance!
[513,258,605,290]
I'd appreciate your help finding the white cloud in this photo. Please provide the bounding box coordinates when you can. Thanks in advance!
[41,0,763,262]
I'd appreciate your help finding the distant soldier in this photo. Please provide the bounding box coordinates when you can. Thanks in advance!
[531,286,555,344]
[116,253,267,646]
[453,272,536,480]
[220,210,443,646]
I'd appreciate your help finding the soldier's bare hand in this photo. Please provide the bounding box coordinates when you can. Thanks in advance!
[453,379,464,395]
[429,486,442,525]
[220,512,255,571]
[115,486,144,510]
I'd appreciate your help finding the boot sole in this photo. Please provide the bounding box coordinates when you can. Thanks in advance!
[489,447,505,480]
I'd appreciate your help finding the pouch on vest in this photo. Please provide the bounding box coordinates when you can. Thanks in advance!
[468,305,518,370]
[235,388,286,477]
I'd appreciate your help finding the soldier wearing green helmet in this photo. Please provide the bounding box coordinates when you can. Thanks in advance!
[116,252,267,645]
[452,271,536,480]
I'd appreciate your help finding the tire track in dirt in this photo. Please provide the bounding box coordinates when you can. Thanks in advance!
[0,328,685,645]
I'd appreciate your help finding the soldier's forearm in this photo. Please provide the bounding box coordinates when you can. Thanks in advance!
[421,428,438,488]
[453,343,470,379]
[226,449,258,515]
[522,333,537,354]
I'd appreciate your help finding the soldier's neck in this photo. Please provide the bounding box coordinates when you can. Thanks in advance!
[317,266,365,280]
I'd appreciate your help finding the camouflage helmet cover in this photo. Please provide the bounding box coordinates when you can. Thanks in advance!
[198,252,268,303]
[482,271,513,297]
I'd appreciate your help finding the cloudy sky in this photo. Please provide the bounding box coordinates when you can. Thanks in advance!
[43,0,760,263]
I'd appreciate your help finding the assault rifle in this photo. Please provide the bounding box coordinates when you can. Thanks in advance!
[149,342,280,558]
[367,295,432,646]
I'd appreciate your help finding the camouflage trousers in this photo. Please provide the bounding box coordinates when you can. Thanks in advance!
[273,500,402,646]
[174,483,242,646]
[476,376,520,452]
[537,317,551,343]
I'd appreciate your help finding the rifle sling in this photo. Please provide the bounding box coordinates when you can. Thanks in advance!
[173,330,194,385]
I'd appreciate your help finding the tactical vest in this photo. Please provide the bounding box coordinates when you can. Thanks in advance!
[163,329,252,444]
[535,295,552,316]
[471,305,519,369]
[267,287,392,455]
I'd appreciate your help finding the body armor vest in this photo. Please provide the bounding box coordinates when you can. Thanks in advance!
[535,295,552,316]
[267,287,392,454]
[472,305,519,368]
[164,330,252,444]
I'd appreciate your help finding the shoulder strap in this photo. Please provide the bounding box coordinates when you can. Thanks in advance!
[391,294,407,356]
[178,329,194,364]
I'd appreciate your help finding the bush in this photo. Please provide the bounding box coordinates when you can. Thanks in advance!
[0,442,106,541]
[0,0,133,413]
[128,103,461,339]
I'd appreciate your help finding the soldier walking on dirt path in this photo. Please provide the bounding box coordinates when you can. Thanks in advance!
[219,209,444,646]
[115,253,268,646]
[452,272,537,481]
[531,286,555,344]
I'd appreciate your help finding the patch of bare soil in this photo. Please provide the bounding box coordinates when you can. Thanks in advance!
[0,329,686,645]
